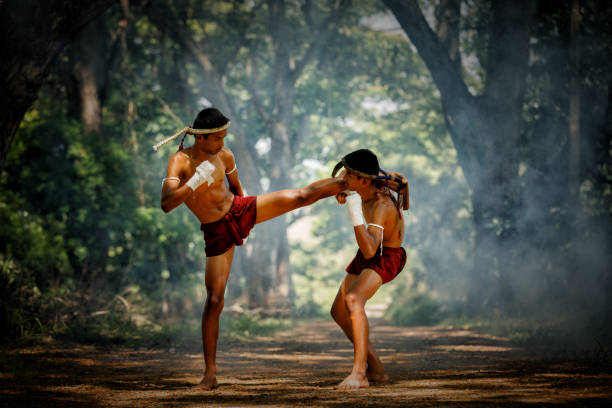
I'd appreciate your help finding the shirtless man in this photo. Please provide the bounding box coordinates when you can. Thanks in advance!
[158,107,346,389]
[330,149,408,390]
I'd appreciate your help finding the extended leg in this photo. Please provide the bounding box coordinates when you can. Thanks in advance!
[255,177,345,224]
[330,275,388,383]
[194,246,234,389]
[334,269,382,390]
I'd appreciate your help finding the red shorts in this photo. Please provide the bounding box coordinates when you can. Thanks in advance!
[200,195,257,257]
[346,247,407,284]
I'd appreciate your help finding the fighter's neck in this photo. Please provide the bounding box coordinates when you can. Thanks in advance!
[186,146,217,162]
[357,186,379,203]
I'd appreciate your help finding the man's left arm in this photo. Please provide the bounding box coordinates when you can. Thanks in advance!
[222,148,245,196]
[347,198,391,259]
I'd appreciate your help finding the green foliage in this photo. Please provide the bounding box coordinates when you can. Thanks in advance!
[387,294,445,326]
[220,313,291,341]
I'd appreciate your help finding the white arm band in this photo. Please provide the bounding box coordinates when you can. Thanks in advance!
[345,193,364,227]
[162,177,180,183]
[225,165,237,175]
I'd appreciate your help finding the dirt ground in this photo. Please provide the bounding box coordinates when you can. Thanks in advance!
[1,319,611,407]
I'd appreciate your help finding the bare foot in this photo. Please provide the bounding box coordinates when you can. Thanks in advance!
[335,373,369,390]
[366,368,389,383]
[193,376,218,390]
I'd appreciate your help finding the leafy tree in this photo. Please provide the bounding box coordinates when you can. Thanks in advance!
[383,0,612,329]
[0,0,117,166]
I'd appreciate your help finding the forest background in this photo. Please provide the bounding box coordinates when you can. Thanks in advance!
[1,0,610,351]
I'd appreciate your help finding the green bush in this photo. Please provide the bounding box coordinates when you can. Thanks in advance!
[386,294,445,326]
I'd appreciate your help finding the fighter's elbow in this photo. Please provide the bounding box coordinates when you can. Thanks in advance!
[362,248,377,259]
[161,200,172,213]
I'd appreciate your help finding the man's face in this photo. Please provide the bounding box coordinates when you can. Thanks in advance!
[196,129,227,154]
[343,171,365,190]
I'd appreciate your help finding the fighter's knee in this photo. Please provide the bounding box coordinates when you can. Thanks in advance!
[345,292,364,313]
[206,292,225,311]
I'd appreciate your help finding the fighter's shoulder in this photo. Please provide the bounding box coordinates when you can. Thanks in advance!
[168,149,191,168]
[373,194,397,217]
[218,147,236,165]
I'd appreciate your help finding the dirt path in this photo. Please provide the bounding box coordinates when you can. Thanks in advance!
[1,319,610,407]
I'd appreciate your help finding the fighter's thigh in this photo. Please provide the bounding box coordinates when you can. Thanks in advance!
[204,246,235,292]
[255,189,301,224]
[346,268,383,303]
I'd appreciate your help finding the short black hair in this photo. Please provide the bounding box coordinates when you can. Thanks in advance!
[193,107,229,130]
[344,149,380,177]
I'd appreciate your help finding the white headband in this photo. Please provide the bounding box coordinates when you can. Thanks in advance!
[152,122,231,151]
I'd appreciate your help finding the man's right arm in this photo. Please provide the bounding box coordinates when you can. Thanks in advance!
[161,154,189,213]
[160,154,215,213]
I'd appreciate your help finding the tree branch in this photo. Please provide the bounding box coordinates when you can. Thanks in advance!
[383,0,472,105]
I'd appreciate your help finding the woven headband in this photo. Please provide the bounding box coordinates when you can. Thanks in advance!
[332,159,407,188]
[331,158,379,180]
[152,122,231,151]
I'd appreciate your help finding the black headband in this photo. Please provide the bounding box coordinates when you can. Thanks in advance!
[331,159,406,188]
[332,158,379,179]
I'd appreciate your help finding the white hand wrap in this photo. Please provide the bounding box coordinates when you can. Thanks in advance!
[186,160,215,191]
[345,192,364,227]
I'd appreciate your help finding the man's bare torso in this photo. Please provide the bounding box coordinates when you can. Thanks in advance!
[362,191,404,248]
[177,148,234,223]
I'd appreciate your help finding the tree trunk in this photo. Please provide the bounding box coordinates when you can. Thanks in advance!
[246,120,295,311]
[0,0,117,167]
[73,17,107,134]
[568,0,581,211]
[243,0,298,311]
[243,0,342,310]
[384,0,536,314]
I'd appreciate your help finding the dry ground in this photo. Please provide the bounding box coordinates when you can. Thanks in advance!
[1,319,611,407]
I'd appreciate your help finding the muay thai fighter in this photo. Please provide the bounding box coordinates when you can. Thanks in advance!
[330,149,409,390]
[155,107,346,389]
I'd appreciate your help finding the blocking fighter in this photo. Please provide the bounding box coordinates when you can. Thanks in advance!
[330,149,409,390]
[156,107,346,389]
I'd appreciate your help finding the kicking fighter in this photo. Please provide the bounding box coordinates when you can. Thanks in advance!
[155,107,346,389]
[330,149,409,390]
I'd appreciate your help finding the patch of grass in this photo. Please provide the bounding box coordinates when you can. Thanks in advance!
[292,299,328,319]
[49,310,291,349]
[441,316,560,343]
[220,312,292,341]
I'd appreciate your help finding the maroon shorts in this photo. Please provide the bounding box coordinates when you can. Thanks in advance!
[200,195,257,257]
[346,247,407,284]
